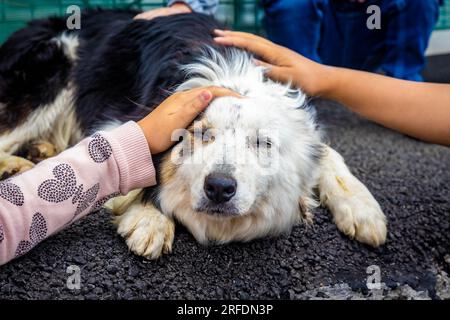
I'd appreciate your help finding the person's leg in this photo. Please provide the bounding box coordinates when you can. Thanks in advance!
[381,0,440,81]
[319,0,387,71]
[262,0,327,62]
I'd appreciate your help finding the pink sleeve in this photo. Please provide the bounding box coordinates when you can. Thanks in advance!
[0,121,156,265]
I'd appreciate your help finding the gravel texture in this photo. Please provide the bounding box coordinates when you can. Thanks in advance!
[423,54,450,83]
[0,97,448,300]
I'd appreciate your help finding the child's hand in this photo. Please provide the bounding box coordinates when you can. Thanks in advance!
[214,30,334,97]
[138,87,240,154]
[134,3,191,20]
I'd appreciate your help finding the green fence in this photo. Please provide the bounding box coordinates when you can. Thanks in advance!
[0,0,262,43]
[1,0,449,43]
[437,0,450,30]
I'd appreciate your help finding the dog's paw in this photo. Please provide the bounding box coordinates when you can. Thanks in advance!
[329,177,387,247]
[0,154,34,180]
[116,203,175,259]
[26,140,57,163]
[319,146,387,247]
[299,196,316,225]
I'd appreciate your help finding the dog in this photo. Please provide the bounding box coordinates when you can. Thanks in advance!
[0,9,387,259]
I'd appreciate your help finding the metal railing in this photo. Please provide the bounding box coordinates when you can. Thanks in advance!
[436,0,450,30]
[0,0,262,43]
[1,0,449,43]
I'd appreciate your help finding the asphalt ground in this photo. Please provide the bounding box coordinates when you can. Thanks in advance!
[0,56,449,300]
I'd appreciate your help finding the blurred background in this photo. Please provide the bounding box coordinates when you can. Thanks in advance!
[1,0,449,81]
[0,0,266,42]
[0,0,449,40]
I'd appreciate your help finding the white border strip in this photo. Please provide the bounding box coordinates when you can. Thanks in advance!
[426,30,450,56]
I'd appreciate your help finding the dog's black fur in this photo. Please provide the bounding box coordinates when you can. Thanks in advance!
[72,10,224,133]
[0,9,225,203]
[0,9,223,132]
[0,16,71,129]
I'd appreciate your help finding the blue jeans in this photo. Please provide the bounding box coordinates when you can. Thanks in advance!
[262,0,440,81]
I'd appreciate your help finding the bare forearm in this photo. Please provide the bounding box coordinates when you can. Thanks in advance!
[322,67,450,146]
[213,30,450,146]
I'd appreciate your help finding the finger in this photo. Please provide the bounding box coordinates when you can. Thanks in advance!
[214,30,272,44]
[205,86,242,99]
[214,36,279,65]
[264,67,294,85]
[213,29,228,36]
[252,62,293,85]
[180,86,241,99]
[182,87,241,119]
[214,35,268,52]
[134,12,157,20]
[253,59,291,85]
[213,32,273,46]
[184,90,213,118]
[214,30,277,50]
[254,58,274,69]
[254,59,290,83]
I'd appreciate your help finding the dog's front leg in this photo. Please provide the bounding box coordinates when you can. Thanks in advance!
[25,140,57,163]
[318,145,387,247]
[0,152,34,180]
[112,191,175,259]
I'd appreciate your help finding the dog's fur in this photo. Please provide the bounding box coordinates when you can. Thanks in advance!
[0,9,387,259]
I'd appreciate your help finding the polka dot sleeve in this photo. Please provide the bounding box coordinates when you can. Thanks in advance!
[0,121,156,265]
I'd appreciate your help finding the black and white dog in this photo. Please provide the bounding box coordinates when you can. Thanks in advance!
[0,9,386,259]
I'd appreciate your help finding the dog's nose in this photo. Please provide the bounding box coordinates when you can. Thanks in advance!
[204,173,237,204]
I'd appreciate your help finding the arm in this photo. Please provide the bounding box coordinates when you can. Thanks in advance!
[323,69,450,146]
[0,86,238,265]
[0,122,154,265]
[167,0,219,15]
[134,0,219,20]
[214,30,450,146]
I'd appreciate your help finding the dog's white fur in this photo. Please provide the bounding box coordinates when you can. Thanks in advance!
[110,48,387,258]
[318,147,387,246]
[115,195,175,259]
[0,40,387,259]
[0,39,387,258]
[0,34,84,175]
[0,33,83,158]
[53,33,80,62]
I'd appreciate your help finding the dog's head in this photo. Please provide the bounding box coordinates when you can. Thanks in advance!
[158,47,323,243]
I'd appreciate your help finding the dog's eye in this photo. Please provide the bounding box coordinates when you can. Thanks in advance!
[255,136,272,149]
